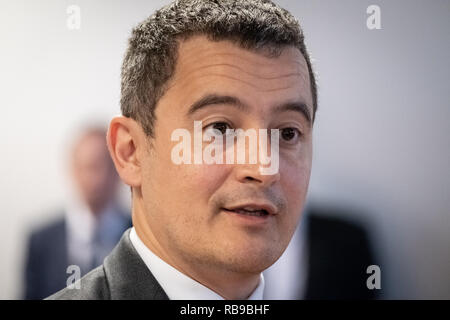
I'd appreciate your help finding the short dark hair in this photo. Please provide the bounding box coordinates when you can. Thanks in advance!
[121,0,317,137]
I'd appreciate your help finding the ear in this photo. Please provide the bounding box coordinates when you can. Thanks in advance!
[107,116,146,188]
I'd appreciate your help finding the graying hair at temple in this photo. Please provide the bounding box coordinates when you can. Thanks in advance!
[120,0,318,138]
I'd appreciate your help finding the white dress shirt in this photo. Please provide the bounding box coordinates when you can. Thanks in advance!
[129,227,265,300]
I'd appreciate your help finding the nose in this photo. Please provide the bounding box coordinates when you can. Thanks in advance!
[233,162,281,187]
[229,125,281,186]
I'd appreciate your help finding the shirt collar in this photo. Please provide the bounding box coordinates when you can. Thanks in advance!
[129,227,265,300]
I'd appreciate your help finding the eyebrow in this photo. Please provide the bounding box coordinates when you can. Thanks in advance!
[187,94,248,115]
[273,101,312,124]
[187,93,312,125]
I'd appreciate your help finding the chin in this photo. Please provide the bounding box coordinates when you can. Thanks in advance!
[220,242,284,274]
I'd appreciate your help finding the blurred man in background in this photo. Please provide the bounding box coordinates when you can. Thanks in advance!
[23,126,131,299]
[263,203,379,299]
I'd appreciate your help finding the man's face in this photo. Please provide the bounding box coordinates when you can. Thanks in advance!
[139,35,313,273]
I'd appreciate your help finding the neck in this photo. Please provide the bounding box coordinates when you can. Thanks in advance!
[132,203,261,300]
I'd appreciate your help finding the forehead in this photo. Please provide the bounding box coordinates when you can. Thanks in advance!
[160,35,313,115]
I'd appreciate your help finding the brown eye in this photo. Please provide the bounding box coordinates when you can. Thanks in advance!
[280,128,300,142]
[281,128,295,140]
[213,122,228,134]
[205,122,232,135]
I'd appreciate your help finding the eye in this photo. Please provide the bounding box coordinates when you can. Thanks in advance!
[280,127,302,143]
[204,122,233,135]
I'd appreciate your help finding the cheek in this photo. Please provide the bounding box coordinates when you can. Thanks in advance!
[153,163,230,233]
[183,164,231,202]
[280,152,312,216]
[284,168,310,205]
[286,140,312,189]
[146,153,230,208]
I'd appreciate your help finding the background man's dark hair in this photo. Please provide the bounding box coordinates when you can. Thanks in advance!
[121,0,318,138]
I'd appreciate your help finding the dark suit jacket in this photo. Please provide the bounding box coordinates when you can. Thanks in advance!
[24,213,131,300]
[47,228,168,300]
[303,208,379,300]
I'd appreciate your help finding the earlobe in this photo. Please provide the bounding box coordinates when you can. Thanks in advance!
[107,116,142,187]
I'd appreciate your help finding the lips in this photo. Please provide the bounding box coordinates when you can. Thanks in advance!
[223,207,269,217]
[222,202,277,217]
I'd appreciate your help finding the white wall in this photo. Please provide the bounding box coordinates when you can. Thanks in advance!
[0,0,448,299]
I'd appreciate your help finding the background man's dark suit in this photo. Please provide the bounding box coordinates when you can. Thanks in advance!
[262,205,380,300]
[303,207,379,299]
[24,213,132,300]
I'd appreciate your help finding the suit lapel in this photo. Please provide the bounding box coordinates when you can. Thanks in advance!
[103,228,169,300]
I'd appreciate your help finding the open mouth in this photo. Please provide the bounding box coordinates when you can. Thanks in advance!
[222,207,270,217]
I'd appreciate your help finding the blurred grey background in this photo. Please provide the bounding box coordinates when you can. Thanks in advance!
[0,0,449,299]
